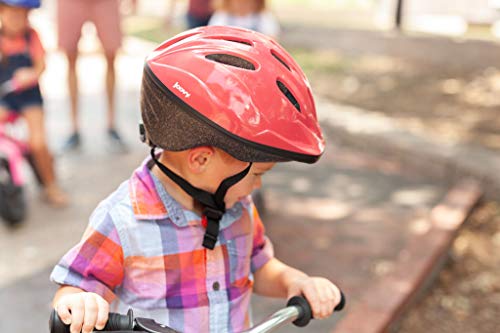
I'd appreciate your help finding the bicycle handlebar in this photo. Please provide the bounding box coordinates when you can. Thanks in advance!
[49,292,345,333]
[288,290,345,327]
[49,309,135,333]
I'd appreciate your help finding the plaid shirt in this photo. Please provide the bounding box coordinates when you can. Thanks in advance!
[51,157,274,333]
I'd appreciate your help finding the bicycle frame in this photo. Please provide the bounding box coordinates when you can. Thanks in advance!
[0,80,30,186]
[0,115,29,186]
[241,304,302,333]
[0,80,41,225]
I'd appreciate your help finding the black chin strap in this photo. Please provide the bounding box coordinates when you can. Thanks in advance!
[150,147,252,249]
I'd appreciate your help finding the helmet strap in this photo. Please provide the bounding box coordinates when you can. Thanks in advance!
[150,147,252,249]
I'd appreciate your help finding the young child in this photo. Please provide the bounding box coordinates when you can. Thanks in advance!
[0,0,68,207]
[51,26,340,333]
[208,0,280,38]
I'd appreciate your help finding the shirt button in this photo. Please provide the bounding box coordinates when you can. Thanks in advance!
[213,281,220,291]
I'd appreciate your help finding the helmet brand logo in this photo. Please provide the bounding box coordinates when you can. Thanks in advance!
[173,82,191,98]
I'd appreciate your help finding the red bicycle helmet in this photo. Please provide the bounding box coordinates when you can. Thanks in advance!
[141,25,324,164]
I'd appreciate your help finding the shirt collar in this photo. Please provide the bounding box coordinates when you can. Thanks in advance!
[129,156,245,229]
[129,156,172,221]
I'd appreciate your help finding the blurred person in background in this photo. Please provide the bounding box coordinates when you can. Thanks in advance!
[57,0,128,153]
[122,0,138,15]
[208,0,280,38]
[165,0,214,29]
[0,0,68,207]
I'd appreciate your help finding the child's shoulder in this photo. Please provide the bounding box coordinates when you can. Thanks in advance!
[26,27,44,48]
[0,27,45,58]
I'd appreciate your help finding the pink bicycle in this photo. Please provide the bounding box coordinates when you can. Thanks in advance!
[50,293,345,333]
[0,79,42,226]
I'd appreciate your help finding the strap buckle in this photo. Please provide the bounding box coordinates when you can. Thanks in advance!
[202,207,224,250]
[202,232,218,250]
[203,206,224,220]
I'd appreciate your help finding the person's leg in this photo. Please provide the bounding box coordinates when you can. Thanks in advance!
[93,0,121,129]
[22,106,68,206]
[57,0,87,150]
[66,51,80,134]
[59,51,81,151]
[104,51,116,130]
[93,0,128,151]
[103,49,128,153]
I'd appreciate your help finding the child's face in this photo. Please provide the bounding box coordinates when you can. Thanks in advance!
[0,5,30,36]
[203,151,275,209]
[224,162,275,208]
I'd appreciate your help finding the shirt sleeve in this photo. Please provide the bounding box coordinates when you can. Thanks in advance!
[50,204,124,303]
[28,28,45,62]
[250,202,274,273]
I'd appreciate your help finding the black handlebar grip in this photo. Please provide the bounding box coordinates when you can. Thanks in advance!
[49,309,66,333]
[287,296,313,327]
[334,291,346,311]
[287,291,346,327]
[49,309,134,333]
[104,309,135,330]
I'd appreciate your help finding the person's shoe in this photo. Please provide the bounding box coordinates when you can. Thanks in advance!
[107,128,129,153]
[60,132,81,153]
[41,184,69,208]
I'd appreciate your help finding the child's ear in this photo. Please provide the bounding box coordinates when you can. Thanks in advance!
[188,146,215,173]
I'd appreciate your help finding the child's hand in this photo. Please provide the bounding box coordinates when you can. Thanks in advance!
[55,292,109,333]
[287,276,342,319]
[13,67,38,89]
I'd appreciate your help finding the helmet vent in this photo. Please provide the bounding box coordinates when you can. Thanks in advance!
[206,36,253,46]
[271,50,291,71]
[206,54,256,70]
[223,38,252,46]
[277,80,301,112]
[160,31,201,49]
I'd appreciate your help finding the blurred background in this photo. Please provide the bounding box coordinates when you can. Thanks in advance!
[0,0,499,332]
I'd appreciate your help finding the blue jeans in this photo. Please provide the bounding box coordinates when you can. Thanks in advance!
[186,12,211,29]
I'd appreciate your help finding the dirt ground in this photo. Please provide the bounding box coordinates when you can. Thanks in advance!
[397,201,500,333]
[294,31,500,333]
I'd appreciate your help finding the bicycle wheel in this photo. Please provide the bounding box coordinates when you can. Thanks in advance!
[0,158,26,225]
